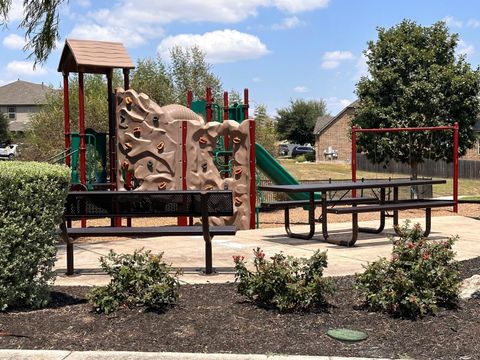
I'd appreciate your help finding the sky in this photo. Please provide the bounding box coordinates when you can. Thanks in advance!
[1,0,480,117]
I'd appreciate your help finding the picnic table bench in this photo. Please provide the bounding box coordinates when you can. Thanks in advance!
[59,190,236,275]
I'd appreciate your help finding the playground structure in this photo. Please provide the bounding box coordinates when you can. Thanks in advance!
[56,39,312,230]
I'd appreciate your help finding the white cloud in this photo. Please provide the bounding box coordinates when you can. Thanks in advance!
[467,18,480,28]
[457,39,475,57]
[68,1,329,49]
[7,0,23,22]
[325,97,352,113]
[77,0,91,7]
[293,86,308,93]
[157,30,270,64]
[2,34,25,50]
[272,0,329,13]
[321,50,354,69]
[272,16,304,30]
[6,61,47,76]
[353,53,368,80]
[443,16,463,28]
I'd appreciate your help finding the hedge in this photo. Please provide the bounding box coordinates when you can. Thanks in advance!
[0,161,70,310]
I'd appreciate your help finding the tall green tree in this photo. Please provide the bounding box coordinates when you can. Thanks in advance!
[254,104,277,156]
[0,0,65,65]
[0,112,12,143]
[169,46,222,105]
[276,99,327,145]
[354,19,480,178]
[131,57,174,106]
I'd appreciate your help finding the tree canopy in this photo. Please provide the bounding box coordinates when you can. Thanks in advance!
[254,104,277,156]
[276,99,327,145]
[353,19,480,176]
[0,0,66,65]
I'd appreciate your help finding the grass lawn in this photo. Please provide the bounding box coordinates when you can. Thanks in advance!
[277,159,480,197]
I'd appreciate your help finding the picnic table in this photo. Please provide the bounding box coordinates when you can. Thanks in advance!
[259,178,454,246]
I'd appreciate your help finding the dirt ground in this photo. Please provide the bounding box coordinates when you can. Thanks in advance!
[1,257,479,359]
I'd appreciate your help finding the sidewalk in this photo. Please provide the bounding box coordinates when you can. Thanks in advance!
[54,215,480,286]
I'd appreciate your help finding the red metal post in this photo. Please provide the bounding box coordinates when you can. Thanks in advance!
[107,72,116,190]
[177,120,188,226]
[206,87,212,122]
[248,119,256,229]
[351,126,357,197]
[223,91,229,150]
[243,88,249,119]
[78,72,86,185]
[187,89,193,108]
[453,122,459,213]
[63,73,71,167]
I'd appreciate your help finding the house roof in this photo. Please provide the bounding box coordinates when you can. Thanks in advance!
[58,39,135,74]
[0,80,51,106]
[314,100,359,135]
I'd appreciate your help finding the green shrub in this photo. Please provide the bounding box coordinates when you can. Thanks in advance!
[295,154,307,162]
[233,248,334,312]
[0,161,70,310]
[355,221,460,318]
[305,152,316,162]
[87,249,181,314]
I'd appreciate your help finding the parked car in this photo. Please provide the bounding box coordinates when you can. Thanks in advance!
[0,144,18,160]
[278,144,289,156]
[291,145,315,158]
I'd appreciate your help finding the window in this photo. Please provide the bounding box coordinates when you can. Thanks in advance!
[7,106,15,120]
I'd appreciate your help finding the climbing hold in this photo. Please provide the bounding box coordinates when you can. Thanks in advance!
[205,185,215,191]
[157,141,165,152]
[201,163,208,171]
[199,136,208,145]
[233,137,241,144]
[147,160,153,170]
[234,196,243,206]
[121,160,129,170]
[125,142,132,151]
[153,116,159,123]
[125,96,133,105]
[234,167,243,176]
[133,127,141,137]
[158,182,167,190]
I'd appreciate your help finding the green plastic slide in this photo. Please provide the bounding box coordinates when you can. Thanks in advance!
[256,143,319,201]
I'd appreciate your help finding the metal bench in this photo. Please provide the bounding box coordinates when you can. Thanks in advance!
[59,190,236,275]
[326,199,455,246]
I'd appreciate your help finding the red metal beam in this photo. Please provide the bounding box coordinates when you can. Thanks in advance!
[123,69,130,89]
[243,88,249,119]
[206,87,212,122]
[351,126,357,197]
[63,73,71,167]
[354,126,455,133]
[78,72,86,185]
[453,122,459,213]
[223,91,229,151]
[248,119,256,229]
[187,89,192,108]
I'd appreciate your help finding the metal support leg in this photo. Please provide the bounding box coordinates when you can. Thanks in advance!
[284,192,316,240]
[321,192,329,240]
[359,188,386,234]
[201,192,214,274]
[67,243,74,276]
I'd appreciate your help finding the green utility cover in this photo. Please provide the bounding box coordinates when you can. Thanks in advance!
[326,328,368,342]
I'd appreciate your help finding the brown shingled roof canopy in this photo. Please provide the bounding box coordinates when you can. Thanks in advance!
[58,39,135,74]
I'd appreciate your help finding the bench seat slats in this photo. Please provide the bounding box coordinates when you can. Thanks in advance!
[328,200,454,214]
[65,225,237,238]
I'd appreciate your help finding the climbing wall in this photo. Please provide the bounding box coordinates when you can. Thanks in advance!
[116,88,253,229]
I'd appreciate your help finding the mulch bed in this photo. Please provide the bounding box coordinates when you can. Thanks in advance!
[1,257,479,360]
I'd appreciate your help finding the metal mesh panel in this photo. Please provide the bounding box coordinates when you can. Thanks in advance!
[64,191,233,219]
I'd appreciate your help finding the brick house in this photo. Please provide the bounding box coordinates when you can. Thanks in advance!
[0,80,51,133]
[314,101,480,163]
[314,100,359,162]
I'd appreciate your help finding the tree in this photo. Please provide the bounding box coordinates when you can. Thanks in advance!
[354,20,480,178]
[169,46,222,105]
[0,0,66,65]
[0,112,12,143]
[131,57,174,106]
[254,104,277,156]
[276,99,327,145]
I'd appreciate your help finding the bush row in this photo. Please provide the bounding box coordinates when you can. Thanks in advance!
[0,161,70,310]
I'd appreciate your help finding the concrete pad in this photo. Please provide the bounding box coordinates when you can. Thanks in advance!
[54,216,480,286]
[0,350,71,360]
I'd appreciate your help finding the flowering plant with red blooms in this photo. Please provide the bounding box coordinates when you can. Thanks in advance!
[233,247,334,312]
[356,221,460,318]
